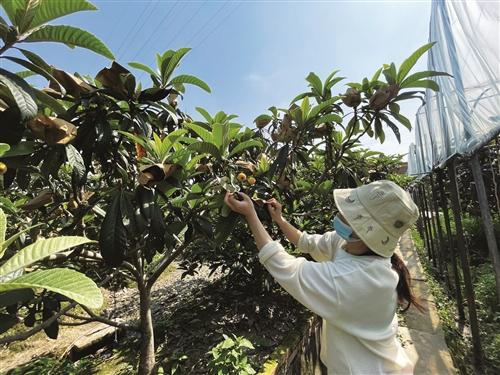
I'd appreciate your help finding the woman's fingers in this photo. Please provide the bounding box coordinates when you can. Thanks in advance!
[224,192,237,209]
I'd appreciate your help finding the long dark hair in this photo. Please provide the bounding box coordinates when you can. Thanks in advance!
[390,253,425,313]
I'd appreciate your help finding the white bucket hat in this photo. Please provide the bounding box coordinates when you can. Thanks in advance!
[333,180,420,257]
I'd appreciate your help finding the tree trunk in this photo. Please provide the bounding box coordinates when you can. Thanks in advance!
[138,281,155,375]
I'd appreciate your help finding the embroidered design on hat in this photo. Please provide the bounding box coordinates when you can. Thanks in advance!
[345,196,355,203]
[369,190,386,200]
[366,225,373,233]
[394,220,404,228]
[381,237,390,245]
[354,214,363,220]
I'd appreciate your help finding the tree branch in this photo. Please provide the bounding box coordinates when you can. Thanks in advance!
[0,302,78,345]
[146,235,186,289]
[78,306,139,332]
[0,271,119,345]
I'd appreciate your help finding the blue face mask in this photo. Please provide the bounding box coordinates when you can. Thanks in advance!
[331,215,362,243]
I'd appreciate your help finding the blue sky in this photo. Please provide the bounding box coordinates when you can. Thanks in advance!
[1,0,433,157]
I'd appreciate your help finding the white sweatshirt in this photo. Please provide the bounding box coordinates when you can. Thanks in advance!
[258,231,414,375]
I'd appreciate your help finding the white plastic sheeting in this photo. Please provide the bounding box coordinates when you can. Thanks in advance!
[408,0,500,176]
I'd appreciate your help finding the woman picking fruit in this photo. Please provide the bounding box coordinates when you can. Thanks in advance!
[224,180,422,374]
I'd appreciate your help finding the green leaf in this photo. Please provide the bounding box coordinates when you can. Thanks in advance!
[325,76,345,91]
[392,112,412,130]
[30,0,97,29]
[0,268,103,309]
[195,107,213,123]
[99,194,127,267]
[0,223,43,259]
[32,87,67,114]
[0,209,5,245]
[0,0,27,26]
[15,70,37,78]
[229,139,263,157]
[212,122,228,151]
[315,113,342,125]
[0,15,9,37]
[1,56,63,92]
[397,42,435,83]
[400,70,451,88]
[188,142,222,160]
[65,144,85,180]
[379,113,401,143]
[0,144,10,157]
[18,48,51,72]
[0,236,94,276]
[382,63,397,85]
[308,97,340,119]
[128,62,158,77]
[0,67,37,119]
[374,117,385,143]
[402,79,440,92]
[290,92,314,104]
[324,69,341,87]
[169,74,211,93]
[300,96,310,121]
[185,122,213,143]
[306,72,322,94]
[253,114,272,127]
[162,47,190,83]
[24,25,114,60]
[0,141,34,157]
[371,67,383,82]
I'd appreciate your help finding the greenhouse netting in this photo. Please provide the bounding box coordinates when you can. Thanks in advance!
[407,0,500,176]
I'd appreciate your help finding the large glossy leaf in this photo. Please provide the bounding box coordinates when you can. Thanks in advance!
[128,62,157,77]
[195,107,213,123]
[24,25,114,60]
[212,122,228,151]
[400,70,452,88]
[0,268,103,309]
[0,0,27,26]
[0,141,34,157]
[229,139,263,157]
[18,48,51,71]
[0,67,37,119]
[0,144,9,157]
[99,194,127,267]
[1,56,63,91]
[397,42,435,83]
[0,14,9,36]
[0,209,5,245]
[169,74,211,93]
[188,142,222,160]
[306,72,322,94]
[315,113,342,125]
[0,236,94,276]
[162,47,191,83]
[65,144,86,180]
[185,122,213,143]
[30,0,96,28]
[32,87,67,114]
[309,97,339,119]
[0,223,43,259]
[401,79,440,92]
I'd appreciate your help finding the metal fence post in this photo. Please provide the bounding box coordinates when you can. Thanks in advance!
[447,159,483,368]
[470,153,500,304]
[437,169,465,322]
[421,183,437,268]
[418,185,433,263]
[429,173,448,285]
